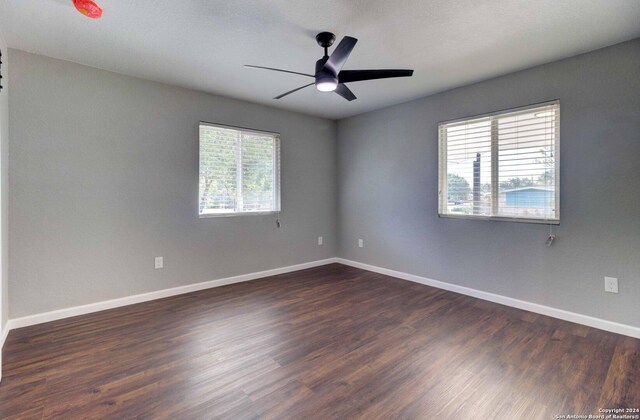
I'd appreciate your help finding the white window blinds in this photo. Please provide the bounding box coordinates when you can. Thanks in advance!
[438,102,559,223]
[199,123,280,216]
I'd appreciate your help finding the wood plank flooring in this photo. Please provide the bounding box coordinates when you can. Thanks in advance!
[0,263,638,419]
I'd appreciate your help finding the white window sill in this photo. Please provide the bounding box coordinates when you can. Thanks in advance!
[438,213,560,225]
[199,211,280,218]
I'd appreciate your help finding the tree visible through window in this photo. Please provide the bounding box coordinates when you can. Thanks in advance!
[199,123,280,216]
[438,102,559,223]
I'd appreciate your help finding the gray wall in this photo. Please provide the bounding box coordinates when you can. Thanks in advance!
[9,50,337,318]
[337,39,640,327]
[0,31,8,330]
[7,40,640,328]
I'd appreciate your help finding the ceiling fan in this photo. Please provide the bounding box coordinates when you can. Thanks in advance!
[245,32,414,101]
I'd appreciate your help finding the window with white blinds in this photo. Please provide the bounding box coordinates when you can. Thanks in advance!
[438,101,559,223]
[199,123,280,216]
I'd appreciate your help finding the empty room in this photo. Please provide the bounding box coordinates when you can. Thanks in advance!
[0,0,638,418]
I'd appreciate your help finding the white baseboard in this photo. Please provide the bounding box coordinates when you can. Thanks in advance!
[3,256,638,344]
[7,257,339,331]
[336,258,640,339]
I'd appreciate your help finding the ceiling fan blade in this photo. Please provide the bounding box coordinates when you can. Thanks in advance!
[334,83,357,101]
[274,83,315,99]
[322,36,358,76]
[339,69,414,84]
[245,65,314,78]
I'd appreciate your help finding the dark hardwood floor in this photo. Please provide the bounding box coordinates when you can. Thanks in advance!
[0,263,638,419]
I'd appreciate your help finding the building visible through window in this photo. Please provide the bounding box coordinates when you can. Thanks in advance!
[438,102,559,223]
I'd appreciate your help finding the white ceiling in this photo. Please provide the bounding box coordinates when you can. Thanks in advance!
[1,0,639,119]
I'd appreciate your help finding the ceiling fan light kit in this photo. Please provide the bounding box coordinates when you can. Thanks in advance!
[315,75,338,92]
[314,32,339,92]
[245,31,414,101]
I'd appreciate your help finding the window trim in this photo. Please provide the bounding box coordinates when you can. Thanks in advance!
[438,100,560,225]
[198,121,281,218]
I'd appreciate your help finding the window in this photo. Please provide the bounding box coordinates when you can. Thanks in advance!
[438,101,559,223]
[199,123,280,216]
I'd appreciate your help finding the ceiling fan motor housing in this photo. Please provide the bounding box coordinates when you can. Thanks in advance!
[315,57,338,91]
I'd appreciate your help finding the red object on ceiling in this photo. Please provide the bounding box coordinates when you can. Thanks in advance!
[73,0,103,19]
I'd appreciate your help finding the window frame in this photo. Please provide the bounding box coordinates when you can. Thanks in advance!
[198,121,281,218]
[438,100,560,224]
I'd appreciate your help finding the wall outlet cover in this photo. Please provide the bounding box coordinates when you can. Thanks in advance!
[604,277,618,293]
[155,257,164,269]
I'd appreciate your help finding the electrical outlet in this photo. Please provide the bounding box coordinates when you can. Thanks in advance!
[604,277,618,293]
[358,239,364,248]
[318,236,323,245]
[155,257,164,269]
